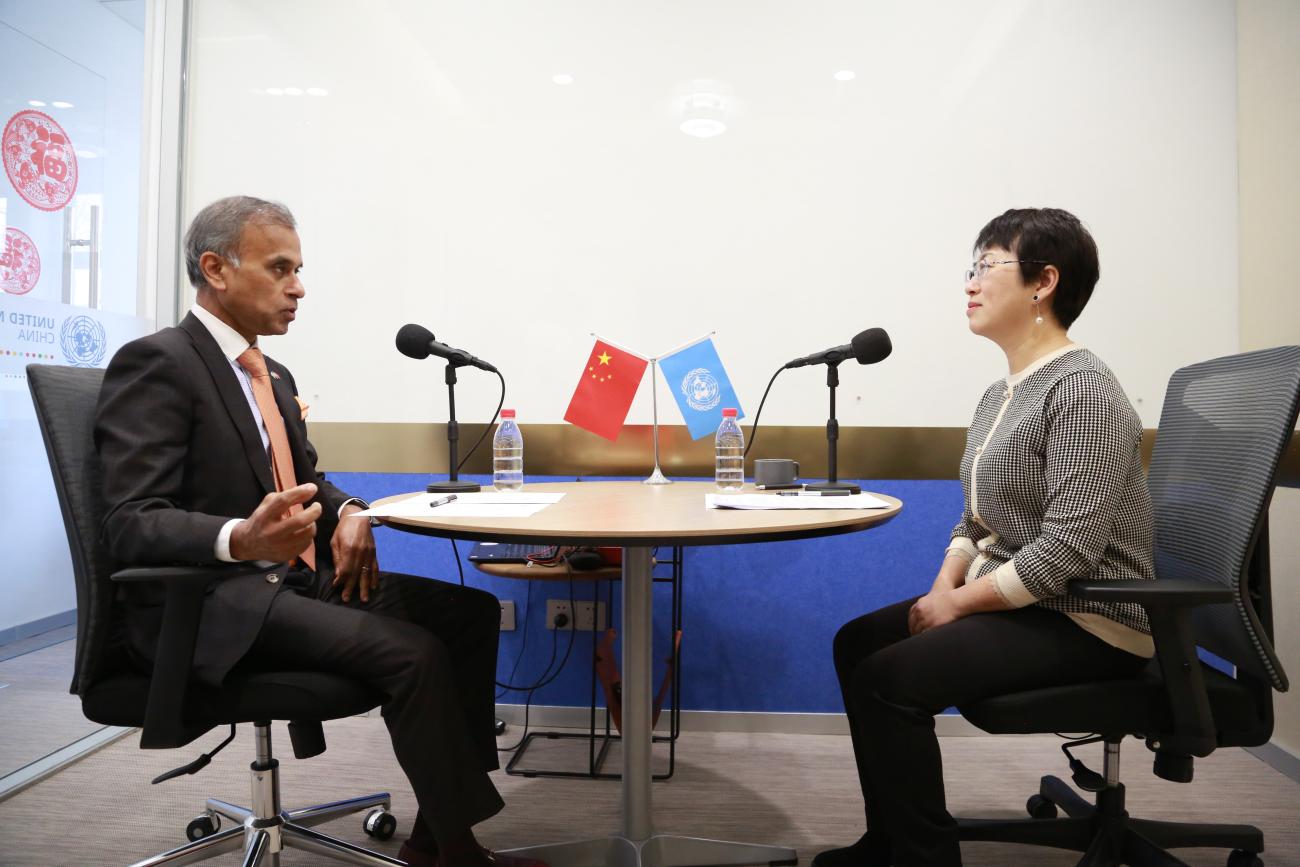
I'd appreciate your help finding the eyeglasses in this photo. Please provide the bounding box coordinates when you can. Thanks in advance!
[965,259,1048,285]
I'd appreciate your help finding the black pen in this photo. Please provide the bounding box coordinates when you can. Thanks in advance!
[778,489,851,497]
[430,494,458,508]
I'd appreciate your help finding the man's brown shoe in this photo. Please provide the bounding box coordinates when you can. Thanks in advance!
[398,840,439,867]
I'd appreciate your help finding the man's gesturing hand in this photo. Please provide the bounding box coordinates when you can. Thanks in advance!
[229,483,321,563]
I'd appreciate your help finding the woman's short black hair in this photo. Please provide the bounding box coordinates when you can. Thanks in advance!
[973,208,1099,329]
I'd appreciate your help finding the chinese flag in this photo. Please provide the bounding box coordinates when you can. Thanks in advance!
[564,340,648,441]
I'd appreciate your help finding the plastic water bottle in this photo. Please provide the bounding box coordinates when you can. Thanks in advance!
[715,408,744,491]
[492,409,524,491]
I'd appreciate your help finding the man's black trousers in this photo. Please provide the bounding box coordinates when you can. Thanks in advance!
[241,570,505,840]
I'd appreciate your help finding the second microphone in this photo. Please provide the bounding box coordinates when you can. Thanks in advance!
[396,323,498,373]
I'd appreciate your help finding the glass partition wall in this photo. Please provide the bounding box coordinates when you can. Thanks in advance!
[0,0,152,792]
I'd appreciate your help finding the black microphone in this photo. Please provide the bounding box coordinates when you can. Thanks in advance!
[395,323,498,373]
[784,328,892,369]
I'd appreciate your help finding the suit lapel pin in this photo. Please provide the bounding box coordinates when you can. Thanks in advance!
[270,371,281,380]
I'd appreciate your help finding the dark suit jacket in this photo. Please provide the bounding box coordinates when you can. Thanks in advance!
[94,312,351,685]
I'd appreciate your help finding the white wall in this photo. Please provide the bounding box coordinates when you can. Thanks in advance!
[1237,0,1300,762]
[184,0,1238,431]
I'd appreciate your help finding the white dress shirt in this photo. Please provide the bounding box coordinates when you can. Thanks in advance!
[190,304,370,563]
[188,305,270,562]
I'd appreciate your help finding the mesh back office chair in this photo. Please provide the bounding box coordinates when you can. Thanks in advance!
[956,346,1300,867]
[28,364,406,867]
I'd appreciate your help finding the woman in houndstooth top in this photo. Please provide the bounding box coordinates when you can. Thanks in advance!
[815,209,1156,867]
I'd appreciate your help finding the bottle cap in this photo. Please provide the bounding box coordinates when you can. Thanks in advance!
[722,408,738,417]
[500,409,516,418]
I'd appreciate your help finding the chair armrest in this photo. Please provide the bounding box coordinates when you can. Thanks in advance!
[1070,578,1232,757]
[1068,578,1232,607]
[111,564,255,585]
[111,563,277,748]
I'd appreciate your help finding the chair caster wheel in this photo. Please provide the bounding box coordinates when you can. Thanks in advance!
[186,813,220,841]
[1227,851,1263,867]
[495,718,507,736]
[1026,794,1058,819]
[363,807,397,840]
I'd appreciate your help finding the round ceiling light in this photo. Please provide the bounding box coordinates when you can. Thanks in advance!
[680,92,727,138]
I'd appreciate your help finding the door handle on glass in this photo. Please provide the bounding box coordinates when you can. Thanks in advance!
[62,204,100,308]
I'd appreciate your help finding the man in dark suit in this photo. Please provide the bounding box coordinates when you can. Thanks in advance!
[94,195,534,867]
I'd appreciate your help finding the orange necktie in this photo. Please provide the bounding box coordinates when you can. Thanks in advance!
[236,347,316,570]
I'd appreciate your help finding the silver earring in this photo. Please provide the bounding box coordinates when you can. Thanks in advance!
[1033,295,1043,325]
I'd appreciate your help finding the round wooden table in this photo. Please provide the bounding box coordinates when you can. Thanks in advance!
[376,481,902,867]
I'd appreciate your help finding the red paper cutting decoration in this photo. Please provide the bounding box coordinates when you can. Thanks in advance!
[1,227,41,295]
[3,110,79,212]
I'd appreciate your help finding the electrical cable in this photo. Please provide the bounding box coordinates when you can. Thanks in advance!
[522,572,579,691]
[497,628,559,752]
[457,369,506,474]
[496,570,580,752]
[497,693,533,753]
[743,366,785,458]
[497,579,534,700]
[450,539,465,586]
[494,571,578,691]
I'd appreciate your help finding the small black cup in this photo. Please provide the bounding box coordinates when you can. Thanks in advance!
[753,458,800,488]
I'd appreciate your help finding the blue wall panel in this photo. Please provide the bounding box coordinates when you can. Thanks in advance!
[330,472,963,714]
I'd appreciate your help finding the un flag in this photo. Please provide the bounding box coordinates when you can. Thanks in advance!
[658,337,743,440]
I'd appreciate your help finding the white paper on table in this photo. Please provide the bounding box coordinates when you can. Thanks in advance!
[705,492,892,510]
[352,495,551,519]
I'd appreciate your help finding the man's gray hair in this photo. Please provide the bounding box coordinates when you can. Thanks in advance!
[184,196,296,289]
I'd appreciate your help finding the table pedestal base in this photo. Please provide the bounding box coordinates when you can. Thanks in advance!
[499,544,799,867]
[498,833,797,867]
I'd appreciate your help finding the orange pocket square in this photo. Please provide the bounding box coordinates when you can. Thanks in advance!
[294,396,310,421]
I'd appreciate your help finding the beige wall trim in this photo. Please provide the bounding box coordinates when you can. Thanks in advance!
[1238,0,1300,794]
[1245,741,1300,787]
[0,725,134,803]
[309,422,968,479]
[310,422,1298,486]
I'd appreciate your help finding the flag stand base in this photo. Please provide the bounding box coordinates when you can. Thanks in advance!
[643,466,673,485]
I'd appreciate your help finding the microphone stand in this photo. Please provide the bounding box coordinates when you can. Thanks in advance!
[803,362,861,494]
[427,363,482,493]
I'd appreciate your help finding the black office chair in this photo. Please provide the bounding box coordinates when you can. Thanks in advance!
[28,364,405,867]
[955,346,1300,867]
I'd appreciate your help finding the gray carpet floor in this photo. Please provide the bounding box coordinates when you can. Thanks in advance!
[0,717,1296,866]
